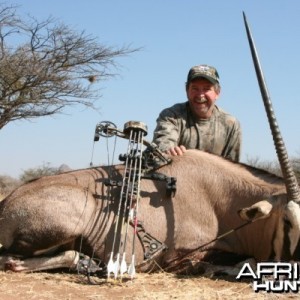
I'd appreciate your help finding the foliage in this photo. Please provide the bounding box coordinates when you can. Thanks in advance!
[246,155,300,182]
[0,162,72,197]
[246,155,282,176]
[19,162,59,182]
[291,157,300,180]
[0,4,139,130]
[0,174,21,198]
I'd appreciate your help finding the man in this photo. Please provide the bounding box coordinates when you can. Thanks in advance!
[152,64,241,161]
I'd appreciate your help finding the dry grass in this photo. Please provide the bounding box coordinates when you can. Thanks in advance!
[0,271,297,300]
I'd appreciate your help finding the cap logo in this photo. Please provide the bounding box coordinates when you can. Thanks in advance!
[197,66,210,72]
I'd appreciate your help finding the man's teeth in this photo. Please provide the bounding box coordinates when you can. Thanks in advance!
[196,99,206,103]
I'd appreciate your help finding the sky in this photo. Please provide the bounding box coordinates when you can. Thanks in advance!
[1,0,300,178]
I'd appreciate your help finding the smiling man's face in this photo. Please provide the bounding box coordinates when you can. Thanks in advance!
[186,78,220,119]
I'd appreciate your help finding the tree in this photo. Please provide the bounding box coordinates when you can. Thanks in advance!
[0,4,139,130]
[19,162,59,182]
[0,174,21,198]
[246,155,281,176]
[246,154,300,183]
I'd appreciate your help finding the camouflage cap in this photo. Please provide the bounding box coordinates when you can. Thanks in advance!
[187,65,219,84]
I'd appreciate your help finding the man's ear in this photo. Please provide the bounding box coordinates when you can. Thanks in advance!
[215,87,221,99]
[185,82,189,93]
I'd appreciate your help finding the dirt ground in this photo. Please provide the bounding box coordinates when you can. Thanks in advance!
[0,271,298,300]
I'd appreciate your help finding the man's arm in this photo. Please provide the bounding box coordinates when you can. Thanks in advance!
[152,109,182,153]
[223,120,242,162]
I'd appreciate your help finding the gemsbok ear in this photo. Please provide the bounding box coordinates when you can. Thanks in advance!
[238,200,273,221]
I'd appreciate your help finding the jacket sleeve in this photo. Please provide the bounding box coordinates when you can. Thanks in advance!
[223,119,242,162]
[152,108,181,152]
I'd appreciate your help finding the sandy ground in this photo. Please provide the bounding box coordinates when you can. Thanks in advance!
[0,271,298,300]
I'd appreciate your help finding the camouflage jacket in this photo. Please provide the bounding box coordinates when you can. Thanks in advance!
[152,102,241,161]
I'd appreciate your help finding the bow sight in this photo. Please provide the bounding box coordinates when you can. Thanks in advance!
[94,120,173,174]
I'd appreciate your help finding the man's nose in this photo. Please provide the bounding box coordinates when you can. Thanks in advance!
[197,90,206,96]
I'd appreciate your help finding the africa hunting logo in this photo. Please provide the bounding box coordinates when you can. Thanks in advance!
[236,262,300,293]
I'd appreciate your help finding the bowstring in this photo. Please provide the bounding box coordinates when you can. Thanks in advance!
[109,130,133,257]
[103,134,117,256]
[78,133,118,276]
[122,131,140,255]
[130,130,145,255]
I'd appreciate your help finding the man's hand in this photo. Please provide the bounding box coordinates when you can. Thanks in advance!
[165,145,187,156]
